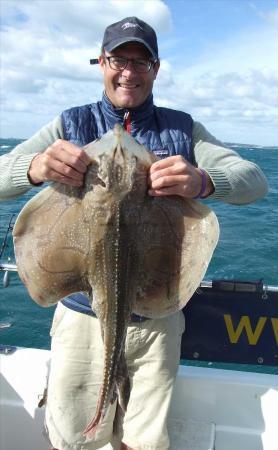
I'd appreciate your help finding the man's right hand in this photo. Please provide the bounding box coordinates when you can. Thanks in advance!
[27,139,91,186]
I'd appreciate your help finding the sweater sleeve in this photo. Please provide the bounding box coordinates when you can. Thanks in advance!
[0,116,64,200]
[192,121,268,205]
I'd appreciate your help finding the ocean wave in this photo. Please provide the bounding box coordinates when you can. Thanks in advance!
[226,143,278,151]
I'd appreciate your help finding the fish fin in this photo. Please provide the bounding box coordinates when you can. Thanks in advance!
[133,197,219,318]
[113,401,125,437]
[112,355,130,437]
[83,409,103,439]
[116,353,131,413]
[13,184,91,305]
[83,356,130,439]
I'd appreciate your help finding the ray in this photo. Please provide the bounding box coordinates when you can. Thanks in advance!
[13,124,219,437]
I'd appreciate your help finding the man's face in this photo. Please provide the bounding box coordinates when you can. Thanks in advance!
[99,42,160,109]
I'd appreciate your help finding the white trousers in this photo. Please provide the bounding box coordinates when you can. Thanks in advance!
[45,303,185,450]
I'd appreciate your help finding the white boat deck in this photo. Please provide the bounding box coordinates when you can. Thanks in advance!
[0,347,277,450]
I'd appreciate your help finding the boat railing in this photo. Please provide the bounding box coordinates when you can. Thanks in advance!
[1,260,277,292]
[1,214,278,292]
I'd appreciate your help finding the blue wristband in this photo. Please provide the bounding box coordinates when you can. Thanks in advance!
[193,169,207,199]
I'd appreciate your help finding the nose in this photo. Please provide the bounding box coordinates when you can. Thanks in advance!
[122,60,136,77]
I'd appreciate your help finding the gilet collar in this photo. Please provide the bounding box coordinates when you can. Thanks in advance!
[101,92,154,127]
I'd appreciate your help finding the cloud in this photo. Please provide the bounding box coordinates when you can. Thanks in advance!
[154,13,278,145]
[0,0,171,137]
[1,0,171,84]
[155,66,278,145]
[249,3,278,26]
[155,61,278,116]
[0,0,277,145]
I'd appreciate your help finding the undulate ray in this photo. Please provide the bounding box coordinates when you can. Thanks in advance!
[13,124,219,437]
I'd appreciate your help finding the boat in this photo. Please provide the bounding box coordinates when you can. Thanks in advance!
[1,261,277,450]
[0,212,278,450]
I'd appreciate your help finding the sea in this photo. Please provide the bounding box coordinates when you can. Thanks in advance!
[0,138,277,366]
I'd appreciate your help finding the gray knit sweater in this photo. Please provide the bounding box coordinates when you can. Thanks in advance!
[0,116,268,204]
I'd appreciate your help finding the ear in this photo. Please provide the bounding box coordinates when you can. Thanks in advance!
[153,60,160,80]
[98,55,106,73]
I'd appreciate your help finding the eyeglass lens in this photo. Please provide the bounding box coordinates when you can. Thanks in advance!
[107,57,153,73]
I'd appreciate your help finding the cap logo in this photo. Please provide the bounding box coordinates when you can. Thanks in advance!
[122,22,143,31]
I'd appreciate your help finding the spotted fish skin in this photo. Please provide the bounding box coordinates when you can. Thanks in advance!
[13,124,219,438]
[84,203,139,437]
[82,129,154,436]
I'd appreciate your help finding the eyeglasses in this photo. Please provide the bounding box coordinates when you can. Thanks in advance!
[105,56,157,73]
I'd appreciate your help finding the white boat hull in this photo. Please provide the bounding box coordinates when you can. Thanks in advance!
[1,347,277,450]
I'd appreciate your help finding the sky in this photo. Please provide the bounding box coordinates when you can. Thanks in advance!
[0,0,278,145]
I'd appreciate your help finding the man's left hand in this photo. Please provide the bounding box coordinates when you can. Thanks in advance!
[148,155,214,198]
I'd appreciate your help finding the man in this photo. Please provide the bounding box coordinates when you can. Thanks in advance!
[0,16,268,450]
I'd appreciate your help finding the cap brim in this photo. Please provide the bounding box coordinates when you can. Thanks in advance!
[104,37,158,60]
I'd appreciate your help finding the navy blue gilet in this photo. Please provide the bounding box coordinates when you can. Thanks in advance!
[61,93,193,319]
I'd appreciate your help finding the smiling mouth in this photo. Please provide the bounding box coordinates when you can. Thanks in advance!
[117,83,140,89]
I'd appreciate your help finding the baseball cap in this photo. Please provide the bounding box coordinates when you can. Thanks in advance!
[102,16,159,60]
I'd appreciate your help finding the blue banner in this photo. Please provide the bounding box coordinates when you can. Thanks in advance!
[181,280,278,366]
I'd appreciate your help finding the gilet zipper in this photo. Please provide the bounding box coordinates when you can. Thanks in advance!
[123,111,131,134]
